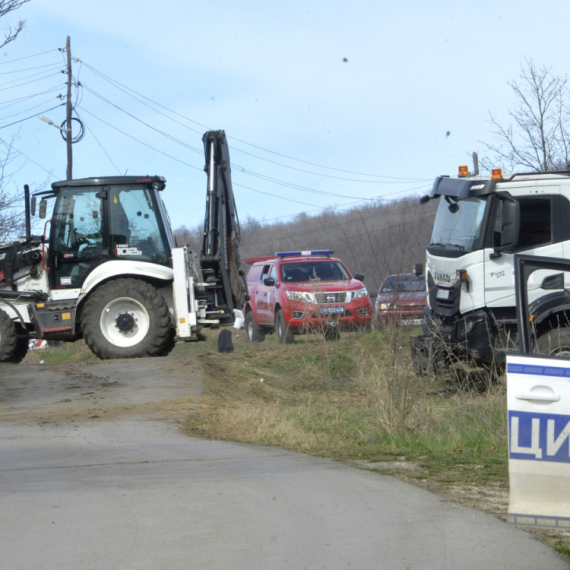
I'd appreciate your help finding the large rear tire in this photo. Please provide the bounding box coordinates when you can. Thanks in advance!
[81,278,173,359]
[0,309,18,362]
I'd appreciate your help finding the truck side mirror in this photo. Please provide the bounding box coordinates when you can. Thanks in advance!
[31,196,36,216]
[412,263,424,276]
[493,193,520,256]
[39,198,48,220]
[263,277,276,287]
[353,272,365,282]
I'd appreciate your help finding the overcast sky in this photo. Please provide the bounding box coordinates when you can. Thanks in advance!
[2,0,570,231]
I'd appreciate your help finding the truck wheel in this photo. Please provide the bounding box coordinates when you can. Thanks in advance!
[537,327,570,357]
[81,278,173,359]
[0,309,18,362]
[246,311,265,342]
[276,309,294,344]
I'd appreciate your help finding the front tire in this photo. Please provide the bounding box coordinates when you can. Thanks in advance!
[82,278,173,359]
[276,309,294,344]
[246,311,265,342]
[537,327,570,357]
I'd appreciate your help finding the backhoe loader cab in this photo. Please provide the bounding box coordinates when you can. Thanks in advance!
[44,176,173,291]
[0,130,245,362]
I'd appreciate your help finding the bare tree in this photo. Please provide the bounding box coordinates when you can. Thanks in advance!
[0,1,34,242]
[0,0,30,49]
[481,60,570,172]
[0,137,26,242]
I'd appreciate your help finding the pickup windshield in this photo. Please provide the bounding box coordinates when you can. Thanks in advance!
[281,261,350,282]
[429,196,487,253]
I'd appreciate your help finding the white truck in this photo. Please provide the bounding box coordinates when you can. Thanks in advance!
[0,130,246,362]
[411,167,570,374]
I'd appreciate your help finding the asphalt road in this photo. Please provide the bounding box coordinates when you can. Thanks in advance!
[0,360,567,570]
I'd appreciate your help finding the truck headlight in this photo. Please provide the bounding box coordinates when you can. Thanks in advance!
[378,303,391,310]
[351,287,368,301]
[286,290,315,303]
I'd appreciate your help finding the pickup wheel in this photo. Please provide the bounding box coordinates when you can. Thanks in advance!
[246,311,265,343]
[276,309,294,344]
[537,327,570,357]
[81,278,173,359]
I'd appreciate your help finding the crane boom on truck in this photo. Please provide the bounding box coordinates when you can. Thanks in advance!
[0,129,246,362]
[411,166,570,375]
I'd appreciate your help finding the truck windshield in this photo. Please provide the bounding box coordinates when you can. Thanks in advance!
[429,196,487,253]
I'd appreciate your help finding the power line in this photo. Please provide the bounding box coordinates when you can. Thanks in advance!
[234,183,322,208]
[79,80,419,202]
[0,62,63,76]
[0,86,64,110]
[0,102,65,130]
[0,136,62,179]
[0,49,60,65]
[75,108,123,175]
[0,96,65,123]
[0,70,64,93]
[77,106,203,171]
[78,60,431,183]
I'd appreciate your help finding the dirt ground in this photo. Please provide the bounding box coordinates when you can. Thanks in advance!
[0,353,205,425]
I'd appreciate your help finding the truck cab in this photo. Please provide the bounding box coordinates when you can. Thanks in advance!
[411,168,570,374]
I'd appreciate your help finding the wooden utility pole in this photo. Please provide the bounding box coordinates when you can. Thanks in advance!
[66,36,73,180]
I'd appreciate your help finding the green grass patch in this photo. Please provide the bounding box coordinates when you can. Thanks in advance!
[181,328,510,493]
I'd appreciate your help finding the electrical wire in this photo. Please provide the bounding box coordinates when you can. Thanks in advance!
[77,105,203,171]
[75,108,122,175]
[0,135,62,179]
[0,49,60,65]
[0,71,64,93]
[78,60,431,182]
[79,80,421,202]
[0,62,64,76]
[0,102,65,130]
[77,103,430,215]
[0,86,64,110]
[0,96,65,123]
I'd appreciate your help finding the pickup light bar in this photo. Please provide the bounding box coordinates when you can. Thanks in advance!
[276,250,334,258]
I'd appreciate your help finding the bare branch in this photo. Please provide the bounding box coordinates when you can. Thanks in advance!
[480,60,570,172]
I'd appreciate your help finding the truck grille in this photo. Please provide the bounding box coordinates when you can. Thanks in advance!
[315,291,347,304]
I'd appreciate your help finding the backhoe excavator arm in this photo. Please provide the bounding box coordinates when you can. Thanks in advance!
[199,130,246,325]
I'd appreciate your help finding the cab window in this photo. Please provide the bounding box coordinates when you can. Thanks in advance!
[494,196,552,249]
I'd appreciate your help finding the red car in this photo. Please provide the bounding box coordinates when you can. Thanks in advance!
[376,273,427,326]
[243,250,373,343]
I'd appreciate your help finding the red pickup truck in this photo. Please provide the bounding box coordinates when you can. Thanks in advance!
[243,250,372,343]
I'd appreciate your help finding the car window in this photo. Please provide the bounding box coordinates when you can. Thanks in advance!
[261,265,271,281]
[247,266,262,284]
[280,261,350,282]
[380,275,425,293]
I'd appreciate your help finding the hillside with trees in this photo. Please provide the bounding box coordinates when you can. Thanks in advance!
[175,195,438,295]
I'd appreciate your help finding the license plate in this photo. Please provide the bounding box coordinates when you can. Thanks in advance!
[320,306,345,314]
[436,288,450,300]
